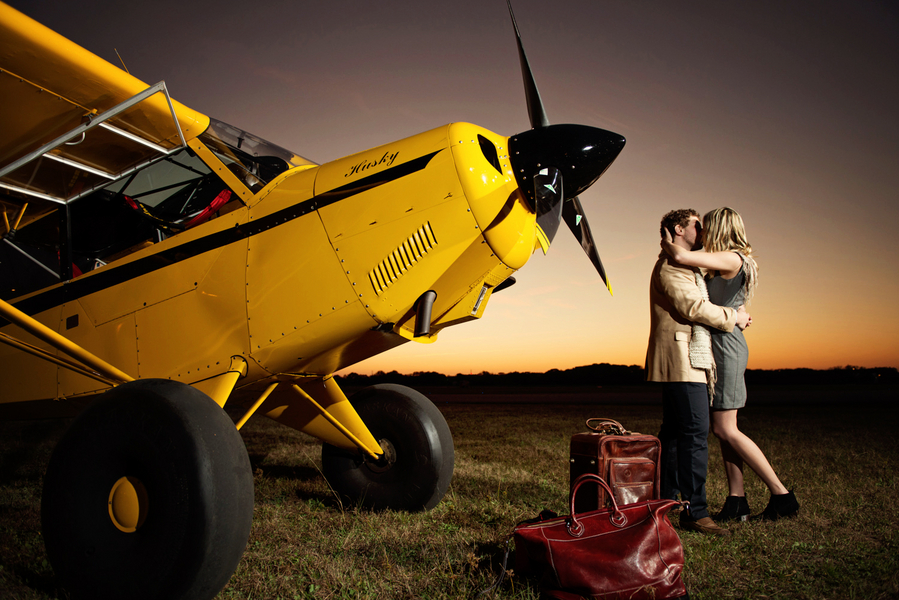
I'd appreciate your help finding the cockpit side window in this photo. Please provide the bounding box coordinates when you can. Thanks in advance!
[1,147,240,300]
[1,119,311,300]
[103,149,240,227]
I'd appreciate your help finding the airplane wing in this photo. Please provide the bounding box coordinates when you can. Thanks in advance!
[0,1,209,227]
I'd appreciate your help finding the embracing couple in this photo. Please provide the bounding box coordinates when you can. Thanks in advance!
[645,208,799,536]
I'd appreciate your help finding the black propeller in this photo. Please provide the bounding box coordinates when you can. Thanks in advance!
[507,0,549,130]
[563,197,610,293]
[505,0,624,295]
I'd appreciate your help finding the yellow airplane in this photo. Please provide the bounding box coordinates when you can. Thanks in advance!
[0,1,625,599]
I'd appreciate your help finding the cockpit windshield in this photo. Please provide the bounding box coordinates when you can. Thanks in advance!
[199,119,316,192]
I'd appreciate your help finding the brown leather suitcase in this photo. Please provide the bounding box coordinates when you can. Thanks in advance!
[569,418,661,512]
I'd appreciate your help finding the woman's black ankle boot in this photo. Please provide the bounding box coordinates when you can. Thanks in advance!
[713,495,751,522]
[756,490,799,521]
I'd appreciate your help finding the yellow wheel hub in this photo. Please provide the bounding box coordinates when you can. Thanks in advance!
[107,476,148,533]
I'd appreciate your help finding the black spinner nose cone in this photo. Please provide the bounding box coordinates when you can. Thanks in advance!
[509,124,625,204]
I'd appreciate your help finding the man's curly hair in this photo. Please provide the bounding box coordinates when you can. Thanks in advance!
[660,209,700,239]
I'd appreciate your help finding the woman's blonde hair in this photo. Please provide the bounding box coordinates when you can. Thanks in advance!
[702,207,758,300]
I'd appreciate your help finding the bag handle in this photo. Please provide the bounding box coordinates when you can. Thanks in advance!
[585,418,627,435]
[568,474,627,536]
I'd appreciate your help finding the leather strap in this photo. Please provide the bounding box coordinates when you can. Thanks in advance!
[568,474,627,535]
[585,418,627,435]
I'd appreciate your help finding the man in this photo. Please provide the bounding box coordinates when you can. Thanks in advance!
[646,209,751,536]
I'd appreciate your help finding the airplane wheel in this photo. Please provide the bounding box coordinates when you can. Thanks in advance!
[321,384,454,511]
[41,379,254,600]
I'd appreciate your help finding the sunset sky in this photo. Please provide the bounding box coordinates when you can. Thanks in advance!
[9,0,899,374]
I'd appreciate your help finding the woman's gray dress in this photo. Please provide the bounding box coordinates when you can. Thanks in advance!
[708,259,748,410]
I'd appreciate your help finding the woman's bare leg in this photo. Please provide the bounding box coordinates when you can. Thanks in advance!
[711,409,788,496]
[718,436,745,496]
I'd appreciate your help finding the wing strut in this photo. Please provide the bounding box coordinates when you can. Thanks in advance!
[0,297,134,385]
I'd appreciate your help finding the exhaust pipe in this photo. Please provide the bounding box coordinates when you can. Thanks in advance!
[414,290,437,337]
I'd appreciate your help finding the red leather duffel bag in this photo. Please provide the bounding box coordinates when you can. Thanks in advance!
[514,473,687,600]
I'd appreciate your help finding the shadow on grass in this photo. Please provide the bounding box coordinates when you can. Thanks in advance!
[249,460,320,484]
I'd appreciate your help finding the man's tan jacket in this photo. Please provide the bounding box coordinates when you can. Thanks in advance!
[645,254,737,383]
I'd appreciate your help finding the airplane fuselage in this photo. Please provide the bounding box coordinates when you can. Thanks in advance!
[0,121,533,405]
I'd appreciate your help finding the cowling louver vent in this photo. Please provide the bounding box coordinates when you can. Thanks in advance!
[369,222,437,295]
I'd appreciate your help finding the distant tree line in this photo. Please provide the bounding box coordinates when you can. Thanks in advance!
[745,366,899,385]
[337,364,899,389]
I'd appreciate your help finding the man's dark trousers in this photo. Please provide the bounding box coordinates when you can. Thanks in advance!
[659,382,710,520]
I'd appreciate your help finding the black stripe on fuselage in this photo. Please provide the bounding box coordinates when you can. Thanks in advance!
[5,150,443,321]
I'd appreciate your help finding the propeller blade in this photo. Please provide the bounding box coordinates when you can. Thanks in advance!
[563,197,612,295]
[507,0,550,129]
[533,166,564,251]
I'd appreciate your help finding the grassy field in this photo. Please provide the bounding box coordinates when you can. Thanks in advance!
[1,385,898,599]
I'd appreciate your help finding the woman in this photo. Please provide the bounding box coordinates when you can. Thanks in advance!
[662,207,798,521]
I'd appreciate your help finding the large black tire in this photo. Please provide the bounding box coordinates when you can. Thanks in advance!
[41,379,254,600]
[321,384,454,511]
